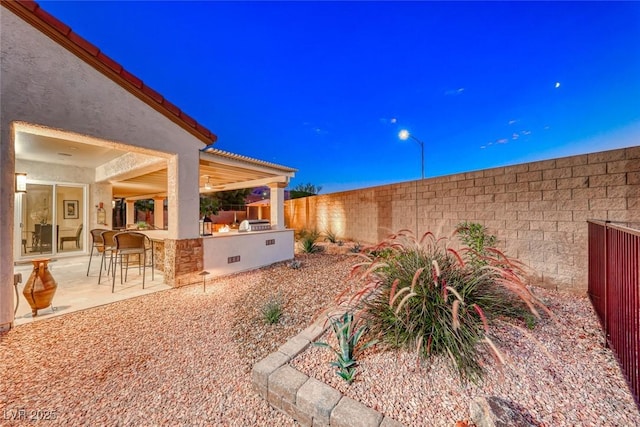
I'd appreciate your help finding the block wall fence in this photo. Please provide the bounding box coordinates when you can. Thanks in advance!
[285,147,640,293]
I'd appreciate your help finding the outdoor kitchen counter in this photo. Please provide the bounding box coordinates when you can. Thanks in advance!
[201,228,295,277]
[204,228,283,238]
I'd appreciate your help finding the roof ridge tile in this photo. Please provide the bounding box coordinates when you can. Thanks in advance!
[16,0,37,12]
[97,52,122,73]
[68,32,99,57]
[142,84,164,104]
[34,6,71,36]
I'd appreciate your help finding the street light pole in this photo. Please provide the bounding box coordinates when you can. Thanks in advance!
[398,130,424,179]
[398,129,425,238]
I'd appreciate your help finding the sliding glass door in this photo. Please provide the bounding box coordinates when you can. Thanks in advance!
[15,182,87,259]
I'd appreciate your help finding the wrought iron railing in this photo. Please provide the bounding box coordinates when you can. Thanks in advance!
[588,220,639,409]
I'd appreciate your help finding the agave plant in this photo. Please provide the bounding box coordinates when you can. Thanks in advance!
[314,311,377,384]
[289,259,303,269]
[298,229,323,253]
[324,228,339,244]
[261,295,283,325]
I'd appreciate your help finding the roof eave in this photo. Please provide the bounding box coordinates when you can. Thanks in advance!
[3,0,217,145]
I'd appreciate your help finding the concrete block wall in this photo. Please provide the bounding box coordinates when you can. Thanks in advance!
[285,147,640,293]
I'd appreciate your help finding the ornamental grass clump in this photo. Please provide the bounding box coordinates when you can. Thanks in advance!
[347,228,551,384]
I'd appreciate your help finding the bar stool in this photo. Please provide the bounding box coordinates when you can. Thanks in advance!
[86,228,108,276]
[98,230,118,284]
[111,231,153,293]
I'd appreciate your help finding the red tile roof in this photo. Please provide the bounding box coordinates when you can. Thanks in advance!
[3,0,217,144]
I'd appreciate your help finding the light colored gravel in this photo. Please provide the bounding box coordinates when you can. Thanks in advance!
[0,253,355,426]
[2,249,638,426]
[291,285,640,426]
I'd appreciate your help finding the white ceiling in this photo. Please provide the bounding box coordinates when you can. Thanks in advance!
[14,129,295,200]
[15,132,128,168]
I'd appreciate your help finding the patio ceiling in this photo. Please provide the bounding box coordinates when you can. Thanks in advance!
[15,126,296,200]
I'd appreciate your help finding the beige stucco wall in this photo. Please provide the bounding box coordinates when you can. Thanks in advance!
[0,8,205,329]
[286,147,640,293]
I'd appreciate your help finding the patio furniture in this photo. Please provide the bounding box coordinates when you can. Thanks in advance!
[32,224,53,253]
[86,228,108,276]
[59,223,83,250]
[111,231,153,293]
[98,230,118,285]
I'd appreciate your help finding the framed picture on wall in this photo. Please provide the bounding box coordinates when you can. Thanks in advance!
[63,200,79,219]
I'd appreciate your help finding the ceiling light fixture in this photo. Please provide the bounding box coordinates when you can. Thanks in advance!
[204,176,212,190]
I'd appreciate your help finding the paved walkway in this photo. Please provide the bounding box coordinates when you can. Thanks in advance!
[13,255,168,326]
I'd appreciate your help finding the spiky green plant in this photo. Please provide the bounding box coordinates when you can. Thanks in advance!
[261,296,283,325]
[315,311,376,383]
[349,242,362,253]
[324,228,339,244]
[346,229,551,384]
[299,229,323,253]
[289,259,303,269]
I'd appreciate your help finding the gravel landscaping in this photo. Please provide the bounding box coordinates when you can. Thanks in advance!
[2,250,639,426]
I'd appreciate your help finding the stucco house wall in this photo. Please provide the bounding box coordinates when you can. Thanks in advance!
[286,146,640,293]
[0,5,203,329]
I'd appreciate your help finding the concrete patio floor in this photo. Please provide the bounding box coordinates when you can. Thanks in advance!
[13,254,169,326]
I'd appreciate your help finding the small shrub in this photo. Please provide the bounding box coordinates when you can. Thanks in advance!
[314,311,376,384]
[299,229,323,253]
[261,296,283,325]
[456,222,497,268]
[324,229,339,244]
[289,259,303,269]
[524,313,537,330]
[349,242,362,253]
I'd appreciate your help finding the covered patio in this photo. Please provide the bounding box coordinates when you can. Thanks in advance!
[1,1,296,330]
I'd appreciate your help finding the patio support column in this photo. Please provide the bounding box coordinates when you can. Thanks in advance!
[153,197,165,230]
[269,182,287,230]
[126,200,135,227]
[0,124,16,331]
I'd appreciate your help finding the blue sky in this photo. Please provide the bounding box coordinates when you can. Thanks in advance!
[40,1,640,194]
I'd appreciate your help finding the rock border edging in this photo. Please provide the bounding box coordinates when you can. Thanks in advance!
[251,317,404,427]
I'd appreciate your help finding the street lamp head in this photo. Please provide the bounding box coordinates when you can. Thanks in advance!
[398,129,410,140]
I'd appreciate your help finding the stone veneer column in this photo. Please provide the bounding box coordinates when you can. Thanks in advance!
[162,238,203,287]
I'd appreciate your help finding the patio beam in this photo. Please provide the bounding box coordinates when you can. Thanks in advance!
[199,175,290,194]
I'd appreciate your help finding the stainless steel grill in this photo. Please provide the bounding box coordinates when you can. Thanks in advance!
[238,219,271,232]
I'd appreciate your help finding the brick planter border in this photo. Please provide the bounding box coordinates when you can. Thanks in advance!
[251,317,403,427]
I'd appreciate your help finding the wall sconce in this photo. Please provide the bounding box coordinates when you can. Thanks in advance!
[15,173,27,193]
